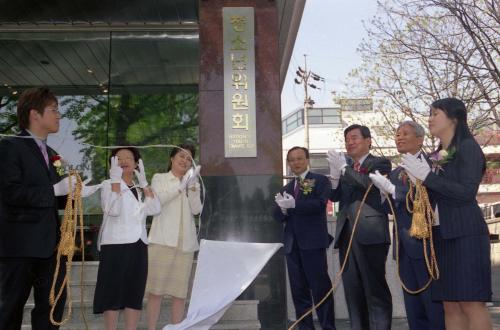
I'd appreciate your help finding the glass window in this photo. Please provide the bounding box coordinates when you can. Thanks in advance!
[0,30,199,260]
[308,109,321,116]
[322,108,339,116]
[308,116,322,124]
[323,116,341,124]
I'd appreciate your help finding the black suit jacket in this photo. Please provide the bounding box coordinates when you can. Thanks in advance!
[423,138,489,239]
[0,130,65,258]
[273,171,333,254]
[330,154,392,248]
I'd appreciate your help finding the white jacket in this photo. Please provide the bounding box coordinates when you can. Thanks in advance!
[148,171,202,252]
[98,179,161,249]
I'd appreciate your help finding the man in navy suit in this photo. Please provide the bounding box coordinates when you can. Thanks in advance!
[369,121,445,329]
[273,146,335,330]
[328,124,392,329]
[0,87,100,329]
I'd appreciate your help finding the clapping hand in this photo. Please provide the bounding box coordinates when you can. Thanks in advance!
[326,149,347,178]
[179,165,201,192]
[187,165,201,188]
[401,153,431,182]
[274,192,296,209]
[109,156,123,184]
[369,170,395,197]
[134,159,149,188]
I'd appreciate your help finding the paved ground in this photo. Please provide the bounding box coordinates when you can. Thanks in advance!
[307,302,500,329]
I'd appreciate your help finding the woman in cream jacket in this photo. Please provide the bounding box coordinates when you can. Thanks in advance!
[93,147,161,330]
[146,144,202,329]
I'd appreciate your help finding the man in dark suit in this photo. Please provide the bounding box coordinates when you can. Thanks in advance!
[273,146,335,330]
[0,87,100,329]
[369,121,444,329]
[328,124,392,329]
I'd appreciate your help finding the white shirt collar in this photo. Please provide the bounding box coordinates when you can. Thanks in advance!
[294,169,309,180]
[357,153,370,166]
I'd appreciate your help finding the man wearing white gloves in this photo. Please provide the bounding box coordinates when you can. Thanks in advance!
[369,121,445,330]
[273,146,335,330]
[328,124,392,330]
[0,87,101,329]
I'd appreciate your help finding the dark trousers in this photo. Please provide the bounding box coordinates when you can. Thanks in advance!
[399,244,445,330]
[338,228,392,330]
[0,255,66,330]
[286,239,336,330]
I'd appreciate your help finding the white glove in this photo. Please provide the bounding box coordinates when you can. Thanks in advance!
[178,169,191,192]
[406,171,417,184]
[109,156,123,184]
[327,149,347,175]
[81,177,102,198]
[401,153,431,181]
[186,165,201,188]
[275,192,296,209]
[369,170,395,197]
[134,159,148,188]
[53,177,74,196]
[275,193,287,214]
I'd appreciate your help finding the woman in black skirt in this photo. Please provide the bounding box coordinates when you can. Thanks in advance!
[93,147,161,330]
[402,98,492,329]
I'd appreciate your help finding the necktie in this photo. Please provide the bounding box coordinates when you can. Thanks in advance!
[353,161,360,172]
[294,177,300,198]
[39,140,49,166]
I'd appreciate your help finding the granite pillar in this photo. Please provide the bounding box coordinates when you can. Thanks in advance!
[199,1,286,328]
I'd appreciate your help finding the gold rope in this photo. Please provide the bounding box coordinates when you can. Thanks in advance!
[289,176,442,329]
[288,184,374,330]
[49,171,88,328]
[402,179,440,287]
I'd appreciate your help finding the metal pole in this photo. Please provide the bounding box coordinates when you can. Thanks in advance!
[303,54,309,149]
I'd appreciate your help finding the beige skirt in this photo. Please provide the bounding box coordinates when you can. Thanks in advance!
[146,242,194,298]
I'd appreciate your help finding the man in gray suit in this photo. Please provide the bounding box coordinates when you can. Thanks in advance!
[328,124,392,329]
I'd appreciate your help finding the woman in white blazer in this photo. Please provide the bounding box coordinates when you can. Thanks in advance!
[146,144,202,329]
[93,147,161,330]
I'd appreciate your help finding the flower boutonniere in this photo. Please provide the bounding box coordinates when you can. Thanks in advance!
[397,168,409,184]
[299,178,316,195]
[50,155,65,176]
[429,148,456,172]
[358,166,370,175]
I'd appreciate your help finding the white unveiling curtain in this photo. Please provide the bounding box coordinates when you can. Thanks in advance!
[163,239,283,330]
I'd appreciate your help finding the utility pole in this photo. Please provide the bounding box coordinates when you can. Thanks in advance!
[294,54,324,149]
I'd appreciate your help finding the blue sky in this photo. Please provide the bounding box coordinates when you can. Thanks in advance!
[281,0,378,116]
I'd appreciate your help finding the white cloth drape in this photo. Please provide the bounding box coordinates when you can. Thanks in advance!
[163,239,282,330]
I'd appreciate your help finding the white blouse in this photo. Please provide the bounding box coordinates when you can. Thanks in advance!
[98,179,161,249]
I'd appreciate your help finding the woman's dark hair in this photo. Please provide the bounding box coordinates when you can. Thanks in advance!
[167,144,196,172]
[431,97,485,173]
[109,147,141,167]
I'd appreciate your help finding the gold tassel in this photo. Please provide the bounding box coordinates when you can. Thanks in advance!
[408,180,431,239]
[409,201,430,239]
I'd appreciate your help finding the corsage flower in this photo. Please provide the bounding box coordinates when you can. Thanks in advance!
[299,178,315,195]
[50,155,65,176]
[429,147,456,172]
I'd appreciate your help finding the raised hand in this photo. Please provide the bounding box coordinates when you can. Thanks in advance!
[134,159,149,188]
[401,153,431,181]
[109,156,123,184]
